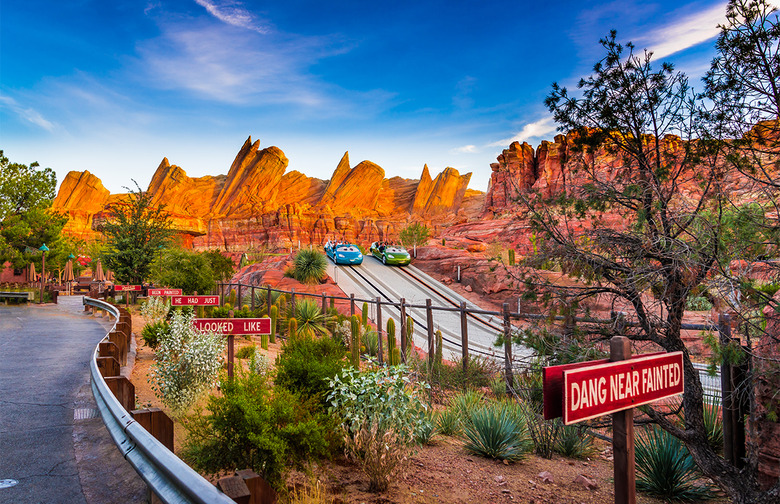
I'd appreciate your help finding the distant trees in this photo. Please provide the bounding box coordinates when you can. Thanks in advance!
[399,222,429,249]
[101,181,173,285]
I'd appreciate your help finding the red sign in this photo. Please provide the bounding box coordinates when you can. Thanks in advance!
[562,352,684,424]
[193,318,271,335]
[148,288,183,296]
[114,285,142,291]
[171,295,220,306]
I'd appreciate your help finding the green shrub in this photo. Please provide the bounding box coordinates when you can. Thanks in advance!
[150,310,225,415]
[636,425,716,501]
[416,411,437,445]
[554,424,596,459]
[141,320,170,350]
[275,335,348,407]
[327,366,430,492]
[449,390,485,426]
[435,408,461,436]
[182,370,335,488]
[292,249,327,284]
[686,295,713,311]
[210,306,230,318]
[517,373,560,458]
[140,295,170,325]
[294,299,327,338]
[350,315,361,367]
[235,344,257,360]
[462,401,530,462]
[362,327,379,357]
[421,355,498,391]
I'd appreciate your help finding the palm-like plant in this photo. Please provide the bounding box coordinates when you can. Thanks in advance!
[635,426,715,501]
[293,299,327,338]
[293,249,327,284]
[462,401,531,462]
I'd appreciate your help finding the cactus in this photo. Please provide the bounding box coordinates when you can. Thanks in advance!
[405,315,414,357]
[288,317,298,339]
[508,248,515,266]
[228,289,237,307]
[442,237,446,246]
[242,304,250,311]
[435,329,443,365]
[330,297,335,309]
[269,305,278,344]
[224,302,232,311]
[350,315,361,368]
[361,302,369,327]
[386,318,396,365]
[261,333,269,350]
[391,347,401,366]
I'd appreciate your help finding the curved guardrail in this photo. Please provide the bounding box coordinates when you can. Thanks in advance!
[84,296,234,504]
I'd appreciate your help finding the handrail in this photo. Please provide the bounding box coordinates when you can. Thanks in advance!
[84,296,234,504]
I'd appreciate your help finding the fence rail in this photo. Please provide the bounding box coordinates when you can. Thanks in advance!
[84,296,234,504]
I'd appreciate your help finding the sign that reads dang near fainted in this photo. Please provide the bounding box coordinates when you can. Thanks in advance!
[171,295,220,306]
[193,318,271,335]
[563,351,684,425]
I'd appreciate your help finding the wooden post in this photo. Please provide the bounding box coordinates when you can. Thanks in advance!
[291,288,297,317]
[131,408,174,451]
[376,296,384,365]
[426,299,434,367]
[217,476,250,504]
[227,310,235,379]
[234,469,278,504]
[399,298,407,363]
[251,286,255,310]
[97,356,120,378]
[321,293,327,313]
[98,341,119,362]
[105,376,135,412]
[238,283,242,309]
[460,301,469,372]
[350,293,355,317]
[503,303,513,395]
[267,286,272,311]
[611,335,636,504]
[220,283,225,307]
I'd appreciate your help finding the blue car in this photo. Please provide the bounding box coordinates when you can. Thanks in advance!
[325,242,363,265]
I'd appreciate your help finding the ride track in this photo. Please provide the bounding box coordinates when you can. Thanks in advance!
[329,255,533,364]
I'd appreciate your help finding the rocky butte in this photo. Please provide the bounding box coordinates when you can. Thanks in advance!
[52,137,482,248]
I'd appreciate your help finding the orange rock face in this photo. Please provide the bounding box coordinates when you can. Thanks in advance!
[52,170,111,240]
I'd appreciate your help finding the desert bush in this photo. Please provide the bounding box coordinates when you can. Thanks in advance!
[327,366,430,492]
[686,295,714,311]
[141,320,170,350]
[294,299,328,338]
[554,424,596,459]
[275,335,348,407]
[421,355,498,391]
[235,344,257,360]
[635,425,716,501]
[449,389,485,426]
[416,411,437,445]
[462,400,531,462]
[140,295,170,325]
[362,327,379,357]
[182,370,334,488]
[517,373,560,458]
[435,407,461,436]
[150,310,225,415]
[292,249,327,284]
[249,349,271,377]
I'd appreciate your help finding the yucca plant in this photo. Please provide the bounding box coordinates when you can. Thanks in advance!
[449,390,485,427]
[292,249,327,284]
[555,424,596,459]
[294,299,327,338]
[416,411,437,445]
[435,407,461,436]
[362,327,379,357]
[462,401,530,461]
[635,425,716,501]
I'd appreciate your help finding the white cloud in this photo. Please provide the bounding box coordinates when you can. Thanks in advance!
[452,144,478,154]
[192,0,268,33]
[635,2,727,59]
[0,94,56,132]
[488,116,557,148]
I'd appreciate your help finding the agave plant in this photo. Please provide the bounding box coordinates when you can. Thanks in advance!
[292,249,327,284]
[435,407,461,436]
[635,425,716,501]
[461,401,531,461]
[293,299,327,338]
[449,389,485,427]
[554,424,596,459]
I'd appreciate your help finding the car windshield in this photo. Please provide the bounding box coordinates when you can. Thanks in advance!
[386,247,404,253]
[336,245,359,252]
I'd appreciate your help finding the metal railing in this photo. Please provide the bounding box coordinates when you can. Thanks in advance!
[84,296,234,504]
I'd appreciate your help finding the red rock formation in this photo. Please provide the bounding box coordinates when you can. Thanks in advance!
[52,170,111,240]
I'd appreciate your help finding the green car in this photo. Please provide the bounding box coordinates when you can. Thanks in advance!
[369,242,411,266]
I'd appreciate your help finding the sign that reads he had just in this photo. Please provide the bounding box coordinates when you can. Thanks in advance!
[114,285,142,291]
[193,318,271,335]
[171,295,220,306]
[148,288,182,296]
[563,351,684,425]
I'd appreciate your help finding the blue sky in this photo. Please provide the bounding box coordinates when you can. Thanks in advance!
[1,0,729,195]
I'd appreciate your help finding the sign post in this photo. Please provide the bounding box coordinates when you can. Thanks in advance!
[193,318,271,378]
[544,340,684,504]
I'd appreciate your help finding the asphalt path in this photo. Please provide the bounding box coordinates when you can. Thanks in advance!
[326,256,533,364]
[0,297,144,504]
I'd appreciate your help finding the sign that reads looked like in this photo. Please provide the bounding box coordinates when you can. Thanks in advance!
[193,318,271,335]
[148,288,182,296]
[171,295,220,306]
[563,351,684,425]
[114,285,142,291]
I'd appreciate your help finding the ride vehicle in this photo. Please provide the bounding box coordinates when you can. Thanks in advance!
[368,242,411,266]
[324,242,364,265]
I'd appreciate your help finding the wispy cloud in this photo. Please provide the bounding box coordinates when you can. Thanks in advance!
[634,2,727,59]
[452,144,478,154]
[489,116,556,148]
[193,0,268,33]
[0,94,56,132]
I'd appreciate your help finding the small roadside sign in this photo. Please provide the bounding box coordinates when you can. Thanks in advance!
[114,285,142,291]
[148,288,183,296]
[193,318,271,335]
[171,295,220,306]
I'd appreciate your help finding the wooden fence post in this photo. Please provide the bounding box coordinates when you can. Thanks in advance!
[426,299,434,367]
[238,284,243,308]
[321,293,327,313]
[400,298,407,363]
[290,288,296,317]
[611,335,636,504]
[461,301,469,373]
[105,376,135,412]
[350,293,355,317]
[376,296,384,365]
[131,408,174,451]
[503,303,512,395]
[267,286,272,311]
[251,286,255,310]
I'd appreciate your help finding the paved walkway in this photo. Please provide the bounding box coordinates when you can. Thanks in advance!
[0,296,145,504]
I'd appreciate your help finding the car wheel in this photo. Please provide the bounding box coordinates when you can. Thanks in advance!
[382,255,386,265]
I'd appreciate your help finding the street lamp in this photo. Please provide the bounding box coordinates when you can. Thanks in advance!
[39,243,49,304]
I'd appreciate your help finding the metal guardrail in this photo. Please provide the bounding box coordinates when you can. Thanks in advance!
[84,296,234,504]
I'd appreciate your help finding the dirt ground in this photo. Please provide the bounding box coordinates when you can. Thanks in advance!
[128,312,728,504]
